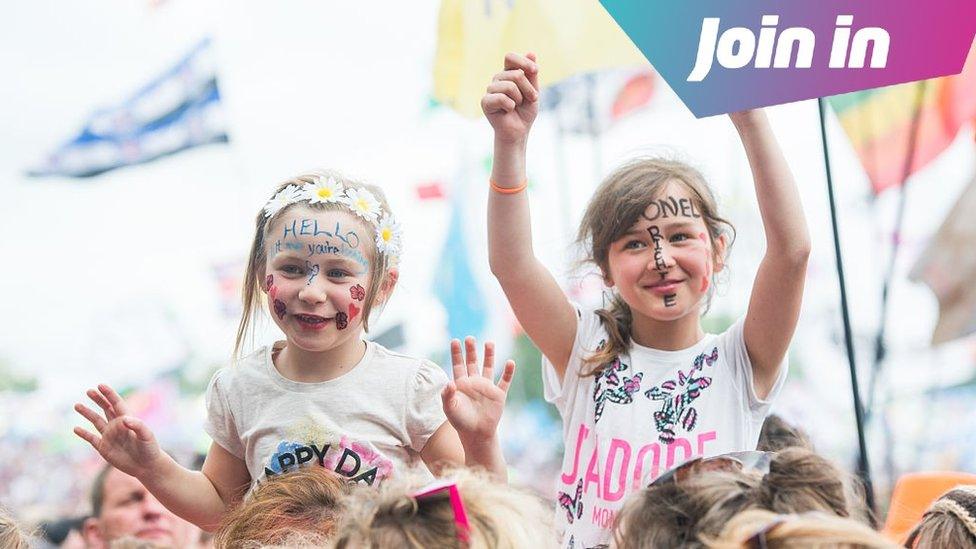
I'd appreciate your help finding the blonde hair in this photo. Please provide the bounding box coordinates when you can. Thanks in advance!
[703,509,898,548]
[234,170,395,359]
[904,485,976,549]
[613,448,866,549]
[213,466,348,548]
[576,157,735,374]
[330,468,557,549]
[0,506,34,549]
[109,537,172,549]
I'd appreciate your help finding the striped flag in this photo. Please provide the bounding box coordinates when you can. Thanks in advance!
[827,45,976,194]
[28,38,227,178]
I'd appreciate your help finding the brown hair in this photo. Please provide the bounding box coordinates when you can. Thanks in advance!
[234,170,395,359]
[576,157,735,374]
[613,448,864,549]
[758,414,814,452]
[904,485,976,549]
[90,463,113,517]
[0,506,35,549]
[213,466,348,548]
[331,468,556,549]
[703,509,898,548]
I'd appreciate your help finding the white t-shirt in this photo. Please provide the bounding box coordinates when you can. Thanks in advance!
[205,340,448,491]
[542,307,787,548]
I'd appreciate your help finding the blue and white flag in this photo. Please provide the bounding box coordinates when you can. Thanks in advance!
[28,38,227,178]
[433,197,488,341]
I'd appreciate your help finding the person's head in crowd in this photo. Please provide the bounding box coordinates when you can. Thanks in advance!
[0,505,36,549]
[38,515,88,548]
[82,464,199,549]
[108,538,170,549]
[331,468,556,549]
[904,485,976,548]
[703,509,898,548]
[613,448,864,549]
[758,414,814,452]
[212,466,347,548]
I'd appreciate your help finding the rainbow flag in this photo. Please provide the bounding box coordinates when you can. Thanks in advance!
[828,44,976,194]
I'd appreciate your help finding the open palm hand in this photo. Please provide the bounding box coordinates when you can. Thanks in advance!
[441,337,516,443]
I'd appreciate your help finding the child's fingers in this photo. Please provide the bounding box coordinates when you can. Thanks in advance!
[73,426,102,448]
[525,52,539,89]
[87,388,116,419]
[450,339,466,380]
[492,69,537,102]
[99,384,130,417]
[481,93,516,114]
[440,381,457,411]
[486,79,524,106]
[464,336,479,376]
[497,360,517,393]
[121,416,154,443]
[74,403,107,433]
[481,341,495,381]
[503,52,535,74]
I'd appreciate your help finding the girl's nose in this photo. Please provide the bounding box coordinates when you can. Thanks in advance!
[649,242,675,272]
[298,279,329,304]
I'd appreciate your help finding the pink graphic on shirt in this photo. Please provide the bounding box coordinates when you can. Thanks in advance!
[592,345,643,424]
[644,347,718,444]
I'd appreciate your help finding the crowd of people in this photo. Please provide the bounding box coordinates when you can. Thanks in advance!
[2,52,975,547]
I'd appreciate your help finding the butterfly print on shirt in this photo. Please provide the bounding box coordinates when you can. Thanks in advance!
[644,347,718,444]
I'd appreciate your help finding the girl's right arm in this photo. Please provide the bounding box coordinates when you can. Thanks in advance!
[483,52,577,378]
[75,384,250,532]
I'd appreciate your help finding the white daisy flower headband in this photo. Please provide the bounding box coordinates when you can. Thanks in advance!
[263,177,403,258]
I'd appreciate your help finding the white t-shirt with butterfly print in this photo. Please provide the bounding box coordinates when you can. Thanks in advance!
[542,305,788,548]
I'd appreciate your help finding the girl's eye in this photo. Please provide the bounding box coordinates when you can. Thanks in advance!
[327,269,350,278]
[623,239,647,250]
[670,233,691,243]
[281,264,304,275]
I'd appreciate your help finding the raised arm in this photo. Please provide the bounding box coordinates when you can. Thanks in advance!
[75,384,250,531]
[730,110,811,399]
[484,52,577,377]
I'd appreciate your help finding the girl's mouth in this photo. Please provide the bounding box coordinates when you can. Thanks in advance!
[294,314,331,330]
[646,280,683,294]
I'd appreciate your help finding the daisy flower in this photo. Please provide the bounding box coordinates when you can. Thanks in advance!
[375,214,402,256]
[302,176,344,204]
[263,185,301,218]
[343,187,381,223]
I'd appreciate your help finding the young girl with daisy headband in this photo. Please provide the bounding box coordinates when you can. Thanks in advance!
[483,53,811,547]
[74,171,516,531]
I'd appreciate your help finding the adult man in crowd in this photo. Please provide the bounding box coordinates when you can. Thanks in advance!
[82,464,199,548]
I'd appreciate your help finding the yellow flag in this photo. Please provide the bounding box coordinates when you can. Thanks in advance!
[433,0,646,118]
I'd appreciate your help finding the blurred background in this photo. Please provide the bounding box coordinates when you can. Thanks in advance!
[2,0,975,531]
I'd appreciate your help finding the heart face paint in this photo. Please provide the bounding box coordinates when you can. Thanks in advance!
[348,302,360,321]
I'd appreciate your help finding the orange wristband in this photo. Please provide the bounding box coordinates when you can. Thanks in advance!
[489,179,528,194]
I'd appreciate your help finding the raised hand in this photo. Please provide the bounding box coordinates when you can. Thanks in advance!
[74,384,164,480]
[481,52,540,145]
[441,337,516,444]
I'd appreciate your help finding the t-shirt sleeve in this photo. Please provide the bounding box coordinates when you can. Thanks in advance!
[406,360,450,452]
[542,304,604,412]
[203,369,246,459]
[722,318,788,417]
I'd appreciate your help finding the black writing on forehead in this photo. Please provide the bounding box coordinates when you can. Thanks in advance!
[641,196,702,222]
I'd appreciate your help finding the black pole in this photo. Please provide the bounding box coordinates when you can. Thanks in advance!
[817,98,877,521]
[866,80,928,419]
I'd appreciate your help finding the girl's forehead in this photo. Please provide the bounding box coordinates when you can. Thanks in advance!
[267,207,370,240]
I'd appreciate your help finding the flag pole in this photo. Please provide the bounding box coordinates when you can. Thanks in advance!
[817,98,877,520]
[866,80,928,418]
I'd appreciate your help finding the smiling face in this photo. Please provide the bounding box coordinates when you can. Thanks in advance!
[262,206,378,353]
[605,181,725,323]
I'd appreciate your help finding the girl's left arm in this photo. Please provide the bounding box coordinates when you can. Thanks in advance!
[731,110,811,399]
[421,337,515,481]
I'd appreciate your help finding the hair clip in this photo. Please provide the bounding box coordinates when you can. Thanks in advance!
[411,479,470,543]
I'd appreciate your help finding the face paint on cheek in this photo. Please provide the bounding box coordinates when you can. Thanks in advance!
[664,294,677,307]
[348,302,360,321]
[335,312,348,330]
[350,284,366,301]
[273,299,287,319]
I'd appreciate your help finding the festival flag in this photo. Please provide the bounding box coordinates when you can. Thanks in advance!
[432,0,646,118]
[909,168,976,345]
[433,198,488,340]
[827,45,976,194]
[28,38,227,178]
